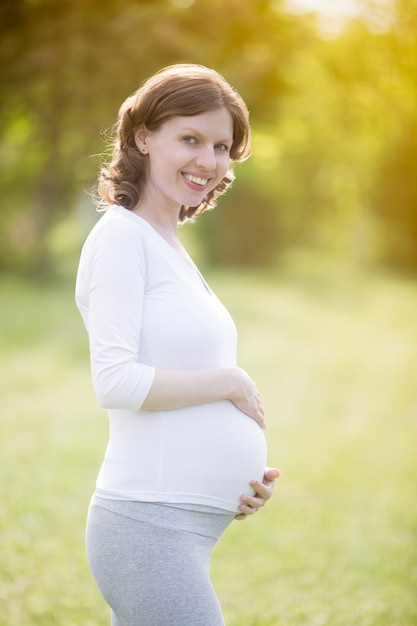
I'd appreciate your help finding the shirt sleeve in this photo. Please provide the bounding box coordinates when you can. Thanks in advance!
[86,217,155,411]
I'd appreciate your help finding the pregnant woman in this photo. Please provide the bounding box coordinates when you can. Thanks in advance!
[76,63,279,626]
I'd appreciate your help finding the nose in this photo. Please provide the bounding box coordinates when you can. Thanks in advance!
[195,145,217,170]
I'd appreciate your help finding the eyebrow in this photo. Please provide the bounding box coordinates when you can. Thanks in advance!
[180,127,233,144]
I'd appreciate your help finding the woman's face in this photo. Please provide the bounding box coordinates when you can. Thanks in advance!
[136,107,233,212]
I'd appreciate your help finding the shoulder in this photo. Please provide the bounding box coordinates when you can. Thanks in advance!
[83,206,153,256]
[91,206,149,243]
[78,206,156,280]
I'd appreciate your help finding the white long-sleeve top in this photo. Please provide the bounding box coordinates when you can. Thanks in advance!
[75,205,267,512]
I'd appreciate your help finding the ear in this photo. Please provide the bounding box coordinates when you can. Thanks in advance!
[134,126,149,155]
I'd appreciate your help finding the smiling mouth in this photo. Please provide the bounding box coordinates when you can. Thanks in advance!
[183,173,210,187]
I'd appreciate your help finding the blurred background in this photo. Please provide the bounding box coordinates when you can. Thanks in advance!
[1,1,417,625]
[0,0,416,274]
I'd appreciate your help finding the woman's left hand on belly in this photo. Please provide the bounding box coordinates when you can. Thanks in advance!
[235,467,281,521]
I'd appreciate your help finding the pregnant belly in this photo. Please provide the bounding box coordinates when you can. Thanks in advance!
[98,401,268,513]
[158,401,268,510]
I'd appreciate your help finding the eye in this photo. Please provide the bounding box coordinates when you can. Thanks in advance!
[182,136,197,144]
[215,143,230,152]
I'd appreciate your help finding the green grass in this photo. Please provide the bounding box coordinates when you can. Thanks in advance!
[1,253,417,625]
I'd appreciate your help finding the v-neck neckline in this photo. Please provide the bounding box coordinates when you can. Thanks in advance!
[125,209,213,295]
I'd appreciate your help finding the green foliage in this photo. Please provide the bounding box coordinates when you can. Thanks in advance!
[195,167,281,266]
[1,256,417,625]
[1,0,417,272]
[367,0,417,269]
[371,123,417,270]
[0,0,296,272]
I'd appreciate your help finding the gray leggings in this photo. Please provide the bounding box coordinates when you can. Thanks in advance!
[86,497,235,626]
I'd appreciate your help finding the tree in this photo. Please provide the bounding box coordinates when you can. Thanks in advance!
[0,0,299,273]
[368,0,417,269]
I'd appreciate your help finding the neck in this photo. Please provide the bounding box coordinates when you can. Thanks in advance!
[132,203,181,243]
[132,201,196,268]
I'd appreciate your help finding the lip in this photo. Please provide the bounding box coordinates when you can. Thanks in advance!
[182,172,213,191]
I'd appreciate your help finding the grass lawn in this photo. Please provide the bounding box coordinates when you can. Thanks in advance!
[1,251,416,625]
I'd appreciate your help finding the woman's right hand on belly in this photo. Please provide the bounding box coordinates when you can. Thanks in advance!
[227,368,266,430]
[142,366,266,430]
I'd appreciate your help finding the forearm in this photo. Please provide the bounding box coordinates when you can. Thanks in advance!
[141,366,266,429]
[141,367,234,411]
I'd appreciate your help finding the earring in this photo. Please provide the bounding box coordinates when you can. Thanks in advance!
[140,147,148,155]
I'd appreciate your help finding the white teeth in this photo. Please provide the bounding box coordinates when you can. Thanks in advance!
[184,174,209,186]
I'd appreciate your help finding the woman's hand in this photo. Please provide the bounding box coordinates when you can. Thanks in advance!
[142,367,265,430]
[235,467,280,521]
[228,368,266,429]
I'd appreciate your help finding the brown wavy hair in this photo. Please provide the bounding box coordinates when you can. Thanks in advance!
[96,64,251,221]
